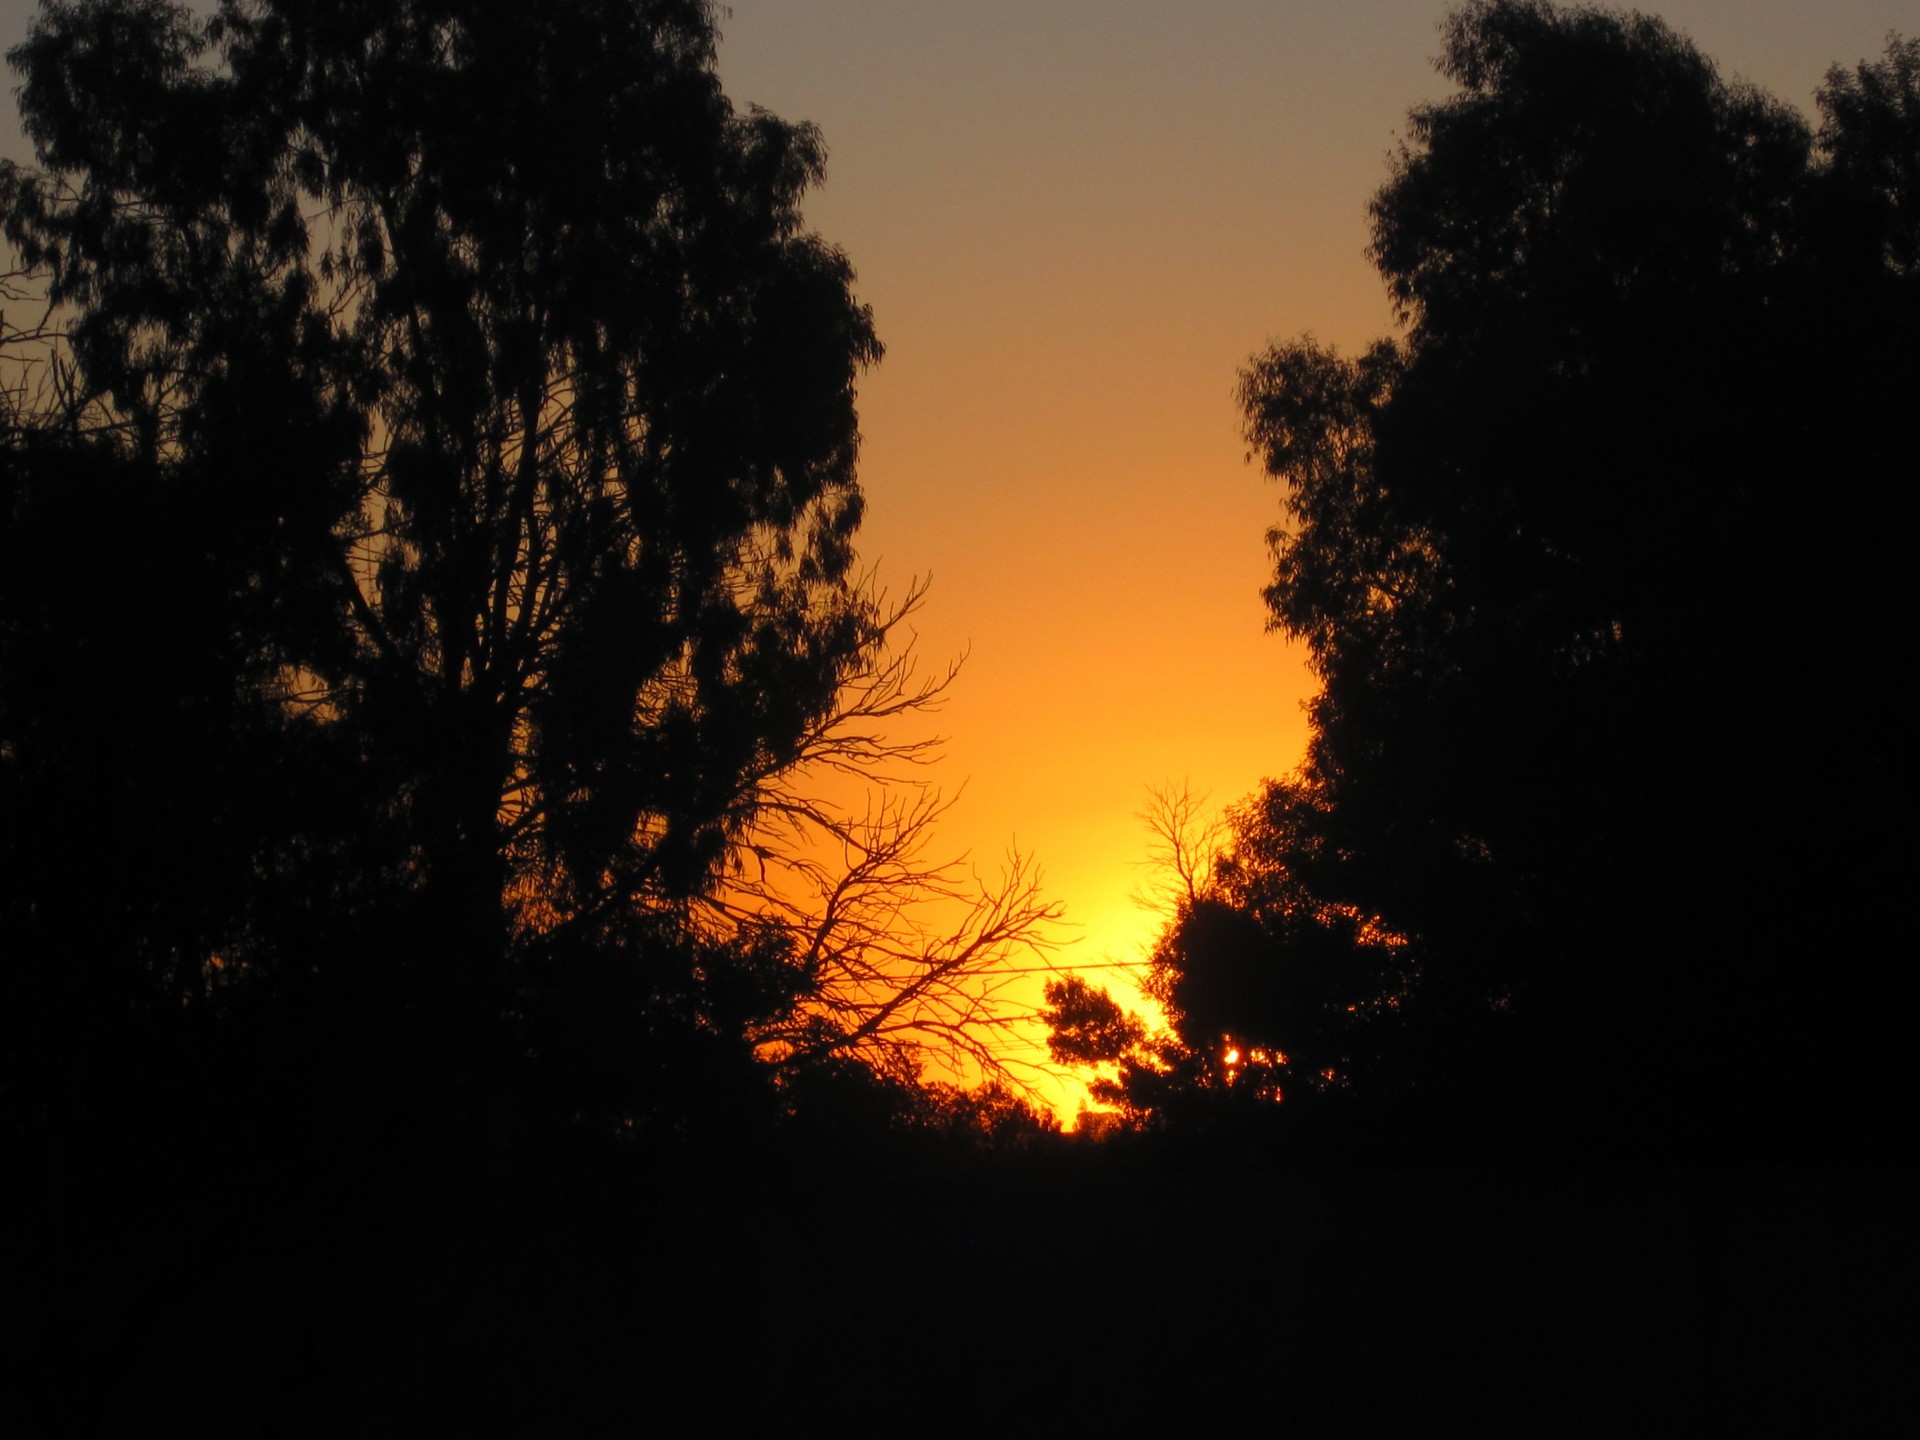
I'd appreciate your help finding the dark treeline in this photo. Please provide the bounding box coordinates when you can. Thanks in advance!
[0,2,1056,1421]
[0,0,1055,1170]
[1049,2,1919,1167]
[2,0,1913,1428]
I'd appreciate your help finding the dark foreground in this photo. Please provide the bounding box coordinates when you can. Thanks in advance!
[10,1133,1912,1433]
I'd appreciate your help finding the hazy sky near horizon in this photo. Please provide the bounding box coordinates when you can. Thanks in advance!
[3,0,1910,1109]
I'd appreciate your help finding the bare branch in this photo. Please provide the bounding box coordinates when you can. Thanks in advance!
[696,596,1066,1099]
[1132,780,1227,914]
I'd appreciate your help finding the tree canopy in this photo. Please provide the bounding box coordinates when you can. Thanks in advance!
[1,0,1052,1153]
[1052,3,1919,1157]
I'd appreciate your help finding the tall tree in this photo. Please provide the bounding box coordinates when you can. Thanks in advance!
[1059,4,1918,1154]
[0,0,959,1139]
[1264,5,1917,1154]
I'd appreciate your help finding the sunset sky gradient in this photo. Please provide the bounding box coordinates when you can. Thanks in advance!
[711,0,1915,1102]
[3,0,1908,1112]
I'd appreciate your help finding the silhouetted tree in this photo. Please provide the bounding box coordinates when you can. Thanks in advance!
[1044,975,1148,1076]
[527,585,1066,1136]
[1270,5,1917,1154]
[0,0,1045,1149]
[1062,4,1918,1156]
[1043,783,1408,1135]
[2,246,389,1152]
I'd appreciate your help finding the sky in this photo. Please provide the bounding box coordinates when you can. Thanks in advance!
[3,0,1911,1116]
[707,0,1916,1108]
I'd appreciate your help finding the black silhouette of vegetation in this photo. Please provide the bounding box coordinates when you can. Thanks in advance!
[4,2,1914,1428]
[1045,781,1413,1139]
[0,0,1066,1165]
[1,2,1070,1419]
[1051,3,1918,1161]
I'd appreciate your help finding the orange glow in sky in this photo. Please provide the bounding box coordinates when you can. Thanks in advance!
[2,0,1902,1124]
[711,0,1916,1121]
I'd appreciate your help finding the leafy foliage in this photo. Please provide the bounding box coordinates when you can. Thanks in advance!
[0,0,1046,1151]
[1053,3,1919,1155]
[1044,783,1408,1131]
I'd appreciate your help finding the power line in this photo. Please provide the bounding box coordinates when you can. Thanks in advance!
[963,959,1153,974]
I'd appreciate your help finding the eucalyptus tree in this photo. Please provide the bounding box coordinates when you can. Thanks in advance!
[0,0,993,1133]
[1051,4,1919,1154]
[1241,5,1918,1152]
